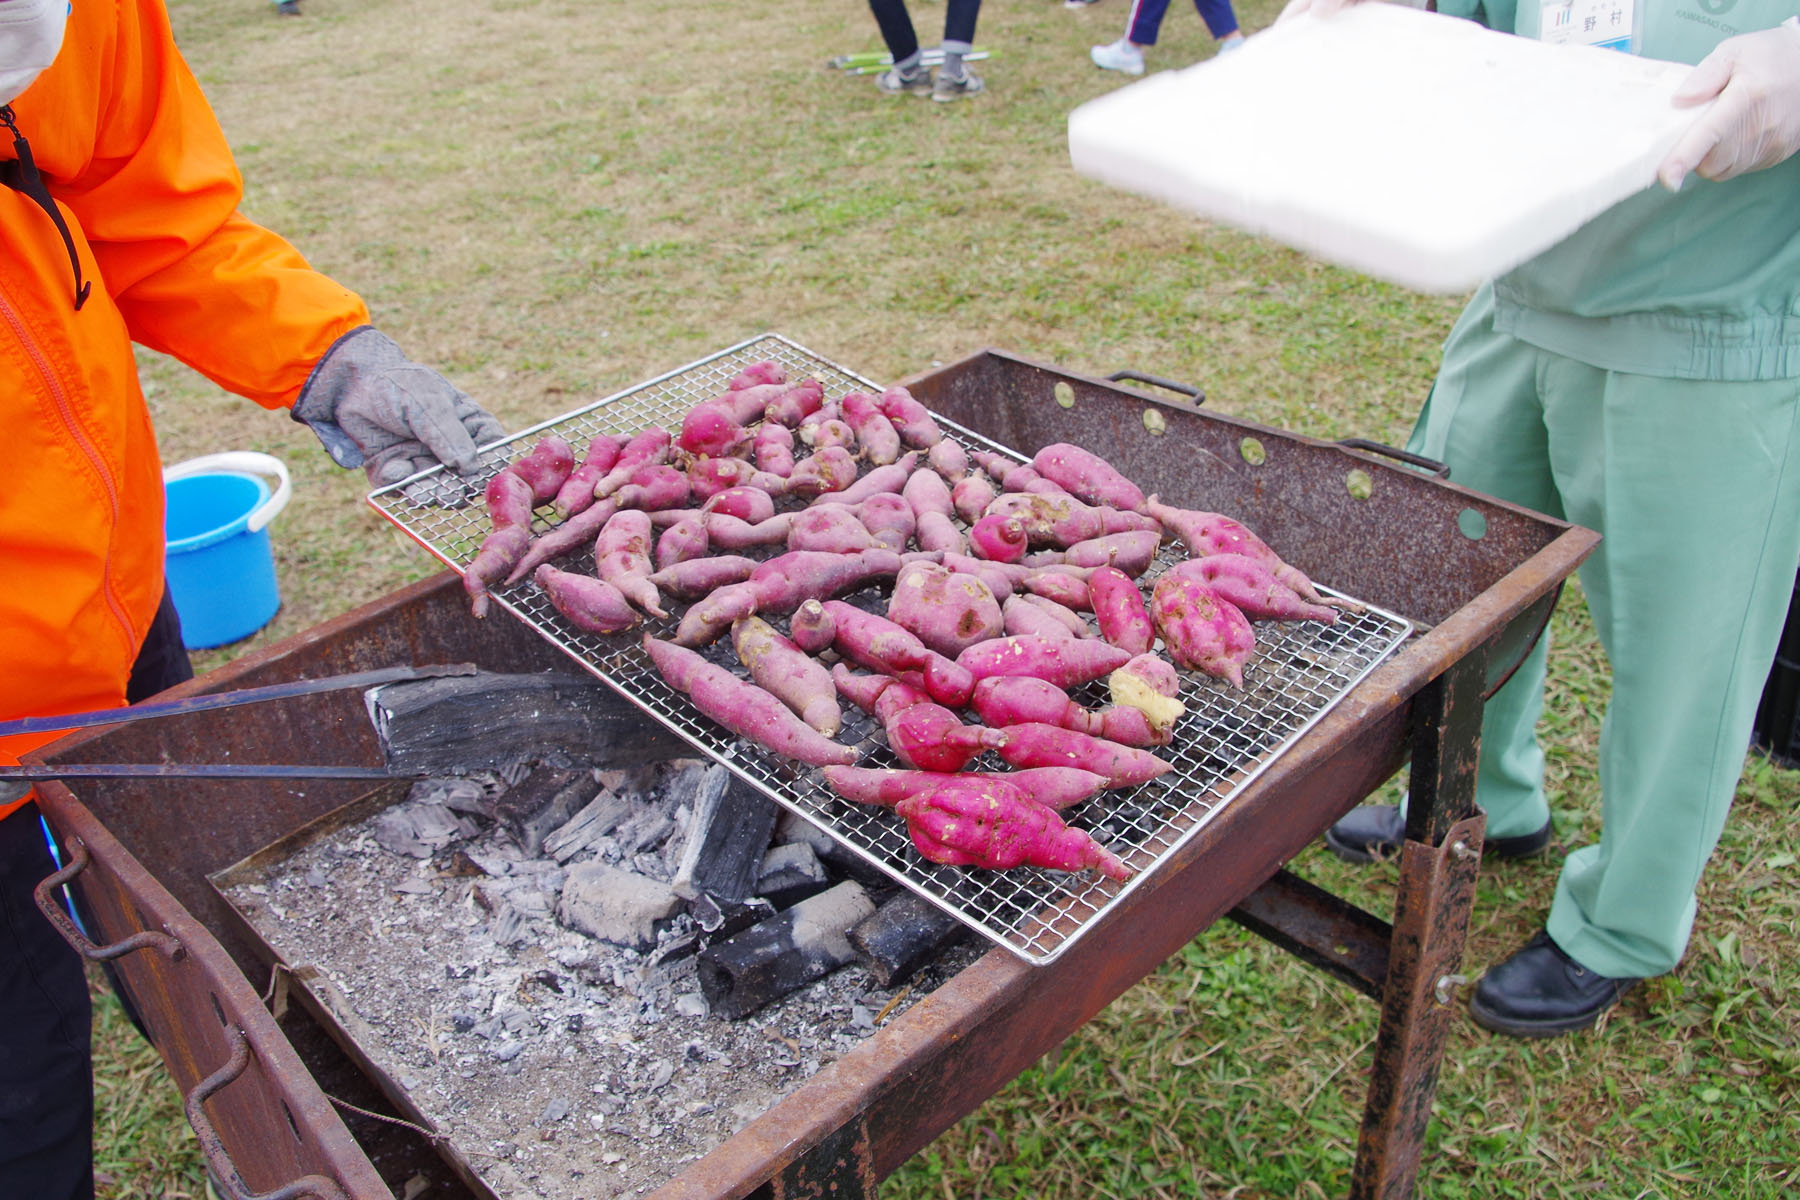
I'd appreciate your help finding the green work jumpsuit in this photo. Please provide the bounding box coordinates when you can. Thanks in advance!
[1418,0,1800,979]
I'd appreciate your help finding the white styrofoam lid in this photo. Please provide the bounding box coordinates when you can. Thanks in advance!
[1067,5,1701,293]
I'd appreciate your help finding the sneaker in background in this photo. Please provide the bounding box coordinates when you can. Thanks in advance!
[932,67,985,102]
[1090,39,1145,76]
[876,64,934,96]
[1065,0,1105,7]
[275,0,302,13]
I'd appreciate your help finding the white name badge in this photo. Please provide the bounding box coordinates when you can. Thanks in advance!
[1539,0,1637,52]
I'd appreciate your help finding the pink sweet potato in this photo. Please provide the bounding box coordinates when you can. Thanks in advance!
[1031,443,1147,512]
[951,473,998,524]
[823,600,974,707]
[857,493,916,553]
[1003,594,1075,641]
[800,417,855,452]
[927,438,968,483]
[787,598,836,654]
[643,636,855,767]
[1019,568,1093,611]
[1141,495,1326,604]
[677,401,750,459]
[994,722,1173,788]
[970,449,1066,496]
[955,635,1131,690]
[484,468,537,530]
[822,765,1108,812]
[813,452,920,508]
[1149,576,1256,687]
[712,380,792,425]
[465,525,531,618]
[1163,553,1339,623]
[732,615,841,736]
[1018,593,1092,638]
[592,427,672,499]
[655,515,709,571]
[786,504,881,554]
[887,702,1008,773]
[502,497,618,586]
[672,579,763,646]
[507,436,577,506]
[687,457,786,502]
[553,433,626,519]
[1025,530,1162,577]
[840,390,903,466]
[903,466,955,520]
[786,446,859,497]
[832,665,929,720]
[1088,565,1154,655]
[613,463,691,512]
[970,676,1170,748]
[940,552,1025,599]
[705,511,795,550]
[875,385,944,449]
[727,359,786,391]
[985,493,1160,548]
[701,485,777,524]
[895,776,1131,880]
[1108,653,1188,740]
[647,554,758,600]
[752,422,797,478]
[594,509,665,619]
[534,564,639,634]
[970,515,1029,564]
[762,377,826,427]
[887,561,1003,657]
[749,548,905,614]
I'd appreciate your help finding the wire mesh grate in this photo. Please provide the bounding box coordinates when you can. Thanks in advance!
[370,333,1413,965]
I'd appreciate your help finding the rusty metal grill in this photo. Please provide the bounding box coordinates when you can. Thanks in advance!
[370,334,1412,965]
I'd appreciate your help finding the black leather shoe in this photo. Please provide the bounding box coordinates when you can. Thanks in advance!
[1322,803,1552,864]
[1468,930,1640,1037]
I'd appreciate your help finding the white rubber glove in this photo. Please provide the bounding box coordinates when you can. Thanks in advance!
[1658,19,1800,192]
[293,327,506,500]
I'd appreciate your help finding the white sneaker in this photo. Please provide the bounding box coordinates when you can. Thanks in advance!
[1090,40,1146,76]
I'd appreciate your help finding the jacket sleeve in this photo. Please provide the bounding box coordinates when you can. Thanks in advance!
[55,0,370,409]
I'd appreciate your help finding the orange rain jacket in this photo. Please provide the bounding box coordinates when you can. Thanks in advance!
[1,0,370,819]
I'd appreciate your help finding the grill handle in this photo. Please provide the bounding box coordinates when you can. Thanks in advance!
[1105,370,1205,405]
[185,1025,352,1200]
[32,836,185,963]
[1335,437,1450,479]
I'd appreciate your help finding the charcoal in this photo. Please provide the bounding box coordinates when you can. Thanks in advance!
[558,862,682,951]
[614,807,677,859]
[695,882,876,1020]
[542,792,632,863]
[371,802,481,859]
[772,809,889,889]
[493,766,602,856]
[367,671,688,776]
[669,768,780,904]
[850,891,968,987]
[687,894,775,939]
[754,842,831,910]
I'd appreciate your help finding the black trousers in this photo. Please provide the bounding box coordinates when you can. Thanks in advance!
[867,0,981,62]
[0,588,192,1200]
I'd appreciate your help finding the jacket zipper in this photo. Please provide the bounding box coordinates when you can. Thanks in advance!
[0,280,136,650]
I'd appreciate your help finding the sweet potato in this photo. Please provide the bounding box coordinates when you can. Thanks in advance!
[940,552,1025,599]
[841,390,903,466]
[895,776,1131,880]
[484,467,537,530]
[687,456,787,502]
[732,616,842,736]
[970,515,1029,564]
[1149,576,1256,687]
[1163,553,1339,623]
[643,636,856,767]
[823,601,974,707]
[701,485,776,524]
[903,466,954,520]
[553,433,626,519]
[951,473,997,524]
[985,493,1160,548]
[677,400,751,459]
[1088,565,1154,655]
[875,385,943,449]
[1108,653,1188,739]
[887,561,1003,657]
[814,452,920,508]
[647,554,758,600]
[655,515,708,571]
[507,436,577,506]
[613,463,691,512]
[856,493,915,553]
[502,497,618,586]
[751,549,906,615]
[970,676,1169,748]
[955,635,1131,690]
[1003,594,1074,640]
[822,765,1109,812]
[994,722,1173,788]
[464,525,531,618]
[970,449,1061,495]
[727,359,786,391]
[534,564,639,634]
[1017,593,1092,639]
[592,427,672,499]
[801,417,856,452]
[713,380,792,426]
[927,438,968,483]
[1026,530,1161,577]
[762,377,826,427]
[1019,568,1092,611]
[787,598,836,654]
[786,445,859,497]
[1032,443,1147,513]
[1141,496,1326,604]
[752,422,797,478]
[672,579,763,646]
[595,509,664,619]
[705,510,795,550]
[887,702,1008,773]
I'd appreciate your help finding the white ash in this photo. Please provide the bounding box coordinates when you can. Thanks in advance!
[221,759,975,1200]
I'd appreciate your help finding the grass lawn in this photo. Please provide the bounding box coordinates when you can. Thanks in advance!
[90,1,1798,1196]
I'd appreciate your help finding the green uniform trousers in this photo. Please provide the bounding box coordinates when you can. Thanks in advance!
[1408,285,1800,980]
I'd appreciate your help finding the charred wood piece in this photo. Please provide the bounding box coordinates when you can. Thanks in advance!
[542,792,632,864]
[754,842,831,911]
[493,766,602,856]
[669,767,780,905]
[696,882,876,1019]
[850,891,969,987]
[559,862,682,951]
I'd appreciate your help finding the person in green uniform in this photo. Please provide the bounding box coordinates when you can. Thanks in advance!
[1295,0,1800,1036]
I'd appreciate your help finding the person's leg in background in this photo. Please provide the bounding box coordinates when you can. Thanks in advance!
[1192,0,1246,48]
[1093,0,1172,75]
[933,0,985,100]
[868,0,931,94]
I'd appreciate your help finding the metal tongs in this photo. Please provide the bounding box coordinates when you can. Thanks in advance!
[0,663,479,787]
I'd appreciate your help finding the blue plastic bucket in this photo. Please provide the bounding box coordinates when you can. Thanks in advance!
[162,453,292,650]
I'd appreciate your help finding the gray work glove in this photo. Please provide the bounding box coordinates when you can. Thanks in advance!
[293,326,507,501]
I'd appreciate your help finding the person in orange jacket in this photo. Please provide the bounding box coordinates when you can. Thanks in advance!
[0,1,504,1194]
